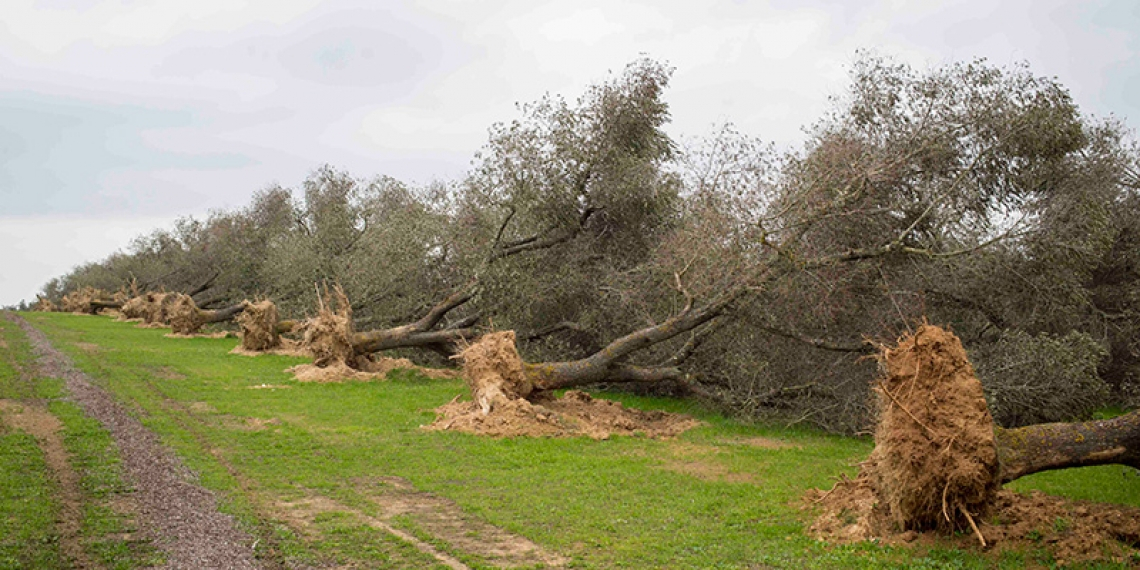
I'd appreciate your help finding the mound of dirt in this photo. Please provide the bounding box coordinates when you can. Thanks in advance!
[286,354,455,383]
[426,331,700,439]
[427,390,701,439]
[236,300,280,351]
[229,338,311,358]
[810,324,1140,563]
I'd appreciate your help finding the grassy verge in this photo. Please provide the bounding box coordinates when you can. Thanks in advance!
[0,315,161,569]
[21,312,1140,569]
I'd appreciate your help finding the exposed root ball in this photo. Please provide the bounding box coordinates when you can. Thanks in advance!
[453,331,534,414]
[236,300,281,351]
[302,285,358,368]
[119,296,148,320]
[141,292,176,326]
[428,330,700,439]
[868,325,1000,533]
[168,294,205,335]
[60,287,107,314]
[34,296,56,312]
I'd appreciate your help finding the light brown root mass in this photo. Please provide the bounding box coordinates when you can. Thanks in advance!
[167,293,204,335]
[426,331,701,439]
[810,324,1140,563]
[137,292,176,326]
[118,295,148,320]
[34,295,56,312]
[60,286,109,314]
[236,300,281,351]
[871,324,1000,534]
[302,285,359,368]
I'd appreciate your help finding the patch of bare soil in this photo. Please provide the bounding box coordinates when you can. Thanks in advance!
[164,331,234,339]
[229,337,311,358]
[657,442,758,484]
[427,389,701,440]
[809,324,1140,564]
[247,384,291,390]
[0,399,91,568]
[810,482,1140,564]
[7,313,262,569]
[723,436,800,450]
[286,355,457,383]
[276,477,567,569]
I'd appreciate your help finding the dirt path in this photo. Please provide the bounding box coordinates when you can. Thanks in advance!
[8,313,263,570]
[0,399,92,568]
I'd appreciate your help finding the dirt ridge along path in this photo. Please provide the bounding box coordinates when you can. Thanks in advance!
[9,313,263,570]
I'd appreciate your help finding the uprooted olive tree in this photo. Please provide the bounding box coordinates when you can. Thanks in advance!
[814,324,1140,550]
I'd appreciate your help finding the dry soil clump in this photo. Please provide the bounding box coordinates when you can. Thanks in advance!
[426,331,700,439]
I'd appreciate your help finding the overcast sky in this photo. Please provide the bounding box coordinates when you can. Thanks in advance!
[1,0,1137,305]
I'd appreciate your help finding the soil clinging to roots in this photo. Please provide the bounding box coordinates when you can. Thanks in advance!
[167,294,203,335]
[871,324,1000,534]
[427,331,701,439]
[302,285,358,368]
[236,300,280,351]
[119,295,148,320]
[810,324,1140,564]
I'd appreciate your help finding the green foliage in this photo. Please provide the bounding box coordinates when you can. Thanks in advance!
[975,330,1110,427]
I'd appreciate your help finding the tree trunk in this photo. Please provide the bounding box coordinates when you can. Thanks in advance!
[996,409,1140,483]
[349,283,478,356]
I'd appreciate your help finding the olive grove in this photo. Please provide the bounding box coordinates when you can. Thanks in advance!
[45,55,1140,434]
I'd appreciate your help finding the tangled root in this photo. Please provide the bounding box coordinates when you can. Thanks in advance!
[119,295,148,320]
[868,325,1000,534]
[141,292,176,326]
[168,294,205,335]
[237,300,281,351]
[428,330,701,439]
[34,296,57,312]
[302,285,358,368]
[60,287,107,314]
[452,331,534,414]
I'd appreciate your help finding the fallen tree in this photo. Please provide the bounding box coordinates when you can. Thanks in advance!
[812,324,1140,557]
[302,284,478,369]
[168,294,246,335]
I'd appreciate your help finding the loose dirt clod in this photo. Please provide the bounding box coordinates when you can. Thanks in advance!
[810,324,1140,563]
[427,331,701,439]
[236,300,281,351]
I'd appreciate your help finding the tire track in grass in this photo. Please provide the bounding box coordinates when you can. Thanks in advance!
[10,314,263,570]
[0,399,93,569]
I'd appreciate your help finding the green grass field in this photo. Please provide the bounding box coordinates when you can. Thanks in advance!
[5,312,1139,569]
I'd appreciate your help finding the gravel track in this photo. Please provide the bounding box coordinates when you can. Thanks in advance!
[8,313,263,570]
